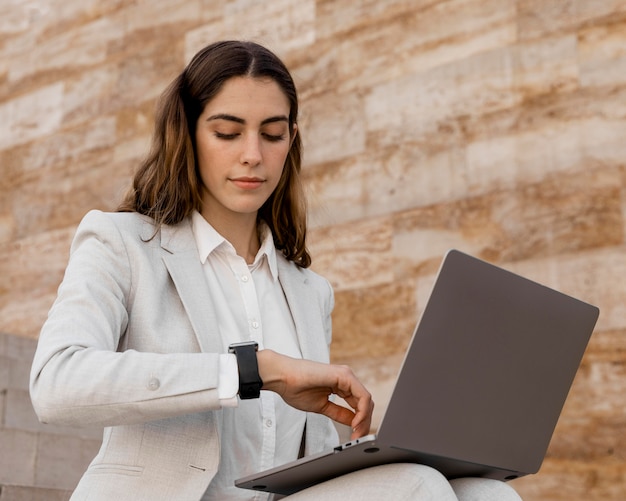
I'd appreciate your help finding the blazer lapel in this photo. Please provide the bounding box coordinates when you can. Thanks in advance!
[277,259,329,364]
[277,258,337,455]
[158,219,223,353]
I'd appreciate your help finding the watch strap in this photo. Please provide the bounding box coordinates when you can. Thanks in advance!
[229,342,263,399]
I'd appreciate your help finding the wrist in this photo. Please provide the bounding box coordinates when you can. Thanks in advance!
[256,349,283,393]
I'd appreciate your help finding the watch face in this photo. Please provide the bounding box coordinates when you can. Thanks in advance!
[229,341,259,352]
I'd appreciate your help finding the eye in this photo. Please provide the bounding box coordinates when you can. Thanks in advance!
[262,133,286,142]
[214,131,239,140]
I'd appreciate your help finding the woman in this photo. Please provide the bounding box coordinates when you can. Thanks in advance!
[30,41,521,501]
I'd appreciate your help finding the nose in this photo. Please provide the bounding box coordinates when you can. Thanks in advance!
[240,134,262,166]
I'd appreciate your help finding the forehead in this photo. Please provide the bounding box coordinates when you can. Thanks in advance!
[202,76,290,118]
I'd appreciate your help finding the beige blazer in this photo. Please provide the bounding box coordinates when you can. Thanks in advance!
[30,210,339,501]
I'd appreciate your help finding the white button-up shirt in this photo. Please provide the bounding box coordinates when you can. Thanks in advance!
[191,211,306,500]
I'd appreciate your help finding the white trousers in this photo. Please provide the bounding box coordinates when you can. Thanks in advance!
[283,464,523,501]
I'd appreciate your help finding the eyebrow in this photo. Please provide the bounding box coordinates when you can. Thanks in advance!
[206,113,289,125]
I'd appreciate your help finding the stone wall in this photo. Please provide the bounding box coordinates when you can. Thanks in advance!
[0,332,101,500]
[1,1,625,499]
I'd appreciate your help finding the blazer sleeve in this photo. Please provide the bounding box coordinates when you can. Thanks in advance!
[30,211,223,428]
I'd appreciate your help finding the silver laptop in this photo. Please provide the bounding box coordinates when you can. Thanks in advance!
[236,249,599,496]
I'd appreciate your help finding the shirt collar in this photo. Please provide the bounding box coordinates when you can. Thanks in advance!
[191,211,279,281]
[255,222,279,281]
[191,210,227,263]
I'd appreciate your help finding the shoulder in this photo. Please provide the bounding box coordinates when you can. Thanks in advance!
[278,254,334,300]
[69,210,158,256]
[78,210,155,234]
[301,265,332,293]
[74,210,198,254]
[75,210,160,241]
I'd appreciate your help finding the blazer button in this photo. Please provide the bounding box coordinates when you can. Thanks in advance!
[147,377,160,391]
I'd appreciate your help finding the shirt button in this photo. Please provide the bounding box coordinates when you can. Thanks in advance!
[265,419,273,428]
[147,377,160,391]
[252,321,259,329]
[241,275,249,283]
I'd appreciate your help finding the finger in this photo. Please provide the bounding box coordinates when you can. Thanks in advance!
[319,400,356,428]
[338,384,372,418]
[342,390,373,439]
[331,371,374,438]
[350,421,369,440]
[350,399,374,439]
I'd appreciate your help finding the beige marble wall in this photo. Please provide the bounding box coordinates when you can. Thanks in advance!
[1,1,625,499]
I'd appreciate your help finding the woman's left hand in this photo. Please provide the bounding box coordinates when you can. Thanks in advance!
[257,350,374,439]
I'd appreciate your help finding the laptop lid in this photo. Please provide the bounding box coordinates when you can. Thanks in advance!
[377,249,599,476]
[236,249,599,493]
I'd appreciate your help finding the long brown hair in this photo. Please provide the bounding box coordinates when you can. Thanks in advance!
[118,41,311,267]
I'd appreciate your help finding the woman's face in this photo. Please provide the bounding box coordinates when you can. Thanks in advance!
[195,76,296,226]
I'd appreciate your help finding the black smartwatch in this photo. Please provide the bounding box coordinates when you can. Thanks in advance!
[228,341,263,399]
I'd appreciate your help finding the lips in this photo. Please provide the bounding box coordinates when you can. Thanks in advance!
[230,177,265,190]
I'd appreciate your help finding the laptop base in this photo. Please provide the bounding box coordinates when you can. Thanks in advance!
[235,436,523,496]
